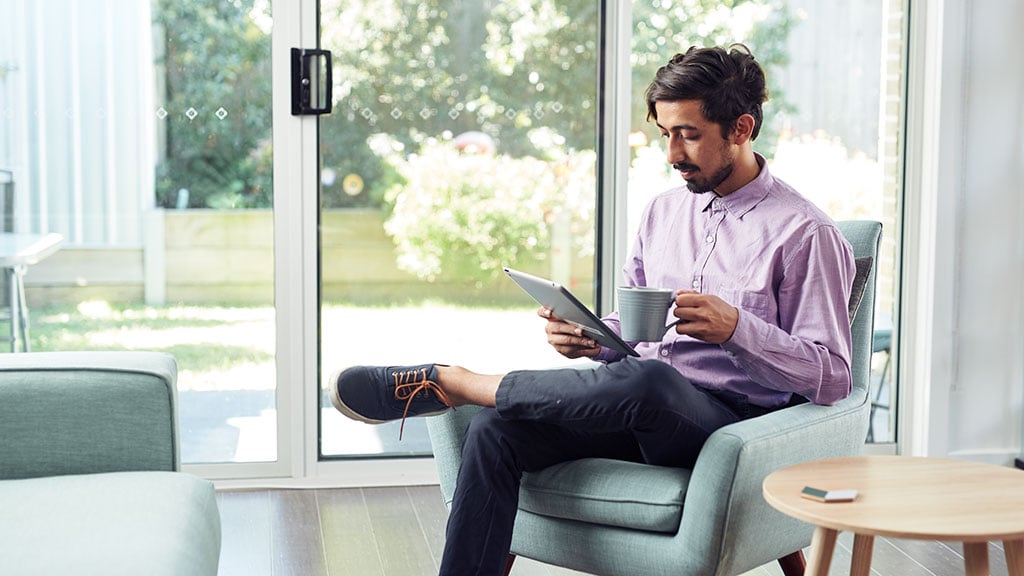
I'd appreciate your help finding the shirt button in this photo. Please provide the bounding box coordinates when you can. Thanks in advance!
[705,235,714,244]
[660,348,669,357]
[691,279,700,289]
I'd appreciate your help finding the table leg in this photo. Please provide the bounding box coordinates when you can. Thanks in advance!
[963,542,989,576]
[1005,539,1024,576]
[849,533,875,576]
[804,526,839,576]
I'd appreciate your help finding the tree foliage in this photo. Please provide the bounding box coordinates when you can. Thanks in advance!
[154,0,795,220]
[630,0,795,155]
[153,0,272,209]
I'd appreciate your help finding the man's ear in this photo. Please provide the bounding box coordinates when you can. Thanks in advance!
[732,114,755,144]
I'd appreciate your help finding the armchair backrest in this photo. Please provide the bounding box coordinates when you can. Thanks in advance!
[837,220,883,398]
[685,220,883,576]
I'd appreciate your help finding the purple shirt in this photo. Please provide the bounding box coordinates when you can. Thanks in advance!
[597,156,856,407]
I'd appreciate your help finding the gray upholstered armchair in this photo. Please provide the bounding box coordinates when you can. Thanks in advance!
[427,220,882,576]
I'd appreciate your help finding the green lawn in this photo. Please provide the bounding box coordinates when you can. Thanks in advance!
[29,301,275,374]
[23,300,586,392]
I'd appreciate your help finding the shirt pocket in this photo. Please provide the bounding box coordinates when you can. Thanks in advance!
[719,288,776,325]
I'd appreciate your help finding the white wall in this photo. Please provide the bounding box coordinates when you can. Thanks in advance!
[903,0,1024,465]
[0,0,154,246]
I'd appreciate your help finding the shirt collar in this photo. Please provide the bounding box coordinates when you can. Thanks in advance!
[701,153,772,218]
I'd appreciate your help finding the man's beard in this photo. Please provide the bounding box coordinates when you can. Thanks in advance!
[674,148,734,194]
[684,163,733,194]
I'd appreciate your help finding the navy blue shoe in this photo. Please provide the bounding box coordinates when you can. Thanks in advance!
[329,364,452,438]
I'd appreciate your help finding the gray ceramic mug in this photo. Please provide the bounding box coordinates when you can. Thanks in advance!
[617,286,676,342]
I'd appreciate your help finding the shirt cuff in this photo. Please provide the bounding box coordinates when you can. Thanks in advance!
[721,308,770,359]
[595,346,624,364]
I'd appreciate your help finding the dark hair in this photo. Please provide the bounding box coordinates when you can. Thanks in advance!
[645,44,767,141]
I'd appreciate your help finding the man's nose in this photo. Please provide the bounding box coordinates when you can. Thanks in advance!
[666,141,685,165]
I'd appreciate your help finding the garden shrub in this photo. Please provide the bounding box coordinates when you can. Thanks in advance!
[383,140,595,284]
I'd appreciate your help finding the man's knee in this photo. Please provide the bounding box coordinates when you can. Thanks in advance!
[631,359,684,384]
[617,360,691,405]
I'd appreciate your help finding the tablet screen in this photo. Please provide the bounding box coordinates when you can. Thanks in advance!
[503,267,638,357]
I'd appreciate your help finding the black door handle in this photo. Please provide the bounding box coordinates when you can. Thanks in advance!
[291,48,332,116]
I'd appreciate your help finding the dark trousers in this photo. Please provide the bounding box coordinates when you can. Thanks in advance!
[437,358,769,576]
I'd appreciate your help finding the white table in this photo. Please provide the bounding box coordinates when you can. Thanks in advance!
[0,233,63,352]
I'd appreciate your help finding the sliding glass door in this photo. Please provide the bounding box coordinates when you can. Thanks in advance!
[315,0,909,462]
[317,0,604,459]
[0,0,289,477]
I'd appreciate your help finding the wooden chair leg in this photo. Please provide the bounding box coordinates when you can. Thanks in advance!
[778,550,806,576]
[504,553,516,576]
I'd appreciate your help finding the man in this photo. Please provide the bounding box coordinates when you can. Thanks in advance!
[330,44,856,576]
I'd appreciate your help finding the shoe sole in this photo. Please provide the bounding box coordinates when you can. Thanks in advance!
[327,369,389,425]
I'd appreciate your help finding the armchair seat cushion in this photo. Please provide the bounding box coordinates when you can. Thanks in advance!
[0,471,221,576]
[519,458,691,533]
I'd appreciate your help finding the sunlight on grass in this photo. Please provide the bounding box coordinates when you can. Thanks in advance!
[26,299,576,392]
[30,301,276,391]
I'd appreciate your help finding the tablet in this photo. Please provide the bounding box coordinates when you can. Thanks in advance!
[503,267,639,357]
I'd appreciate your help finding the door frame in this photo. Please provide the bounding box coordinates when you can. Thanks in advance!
[184,0,312,481]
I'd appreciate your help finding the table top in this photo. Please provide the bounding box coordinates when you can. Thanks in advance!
[0,233,63,267]
[763,455,1024,542]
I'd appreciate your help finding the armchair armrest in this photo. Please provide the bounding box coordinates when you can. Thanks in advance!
[0,351,181,480]
[678,390,870,574]
[427,405,484,507]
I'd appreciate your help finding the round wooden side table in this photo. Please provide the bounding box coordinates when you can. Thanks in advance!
[763,455,1024,576]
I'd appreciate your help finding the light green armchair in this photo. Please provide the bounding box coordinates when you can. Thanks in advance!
[427,220,882,576]
[0,351,221,576]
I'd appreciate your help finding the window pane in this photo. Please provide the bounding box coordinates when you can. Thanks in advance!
[319,0,602,458]
[628,0,905,443]
[0,0,279,463]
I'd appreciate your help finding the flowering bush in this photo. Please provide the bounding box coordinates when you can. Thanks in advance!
[383,140,595,283]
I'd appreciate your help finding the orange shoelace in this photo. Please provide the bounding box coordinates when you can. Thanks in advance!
[393,368,453,440]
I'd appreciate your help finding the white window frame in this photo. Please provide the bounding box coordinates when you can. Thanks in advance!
[898,0,965,458]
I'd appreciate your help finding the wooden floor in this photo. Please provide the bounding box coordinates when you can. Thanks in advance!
[216,486,1012,576]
